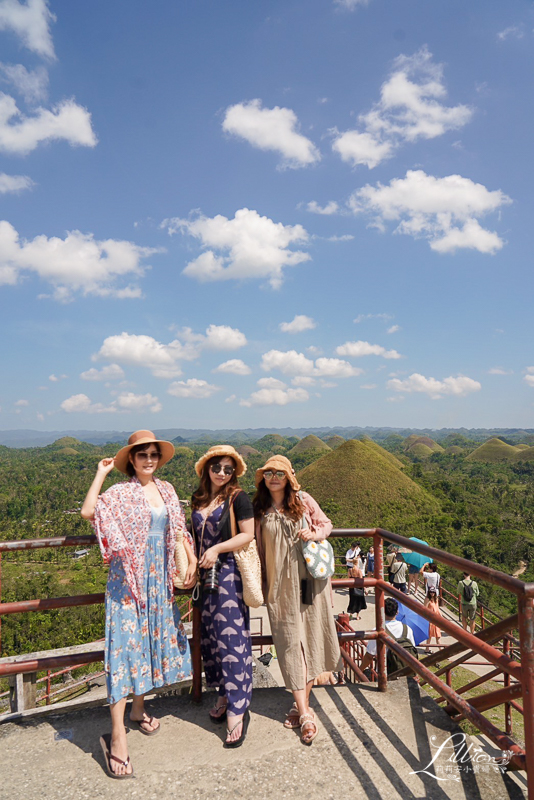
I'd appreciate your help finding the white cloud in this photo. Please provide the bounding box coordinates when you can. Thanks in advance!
[280,314,316,334]
[292,376,316,387]
[0,172,33,193]
[225,394,236,403]
[48,373,66,381]
[387,373,481,399]
[524,367,534,388]
[497,25,524,41]
[336,340,402,359]
[257,377,287,389]
[80,364,125,382]
[222,99,320,169]
[213,359,251,375]
[168,379,220,399]
[15,398,28,406]
[361,384,377,389]
[240,386,309,407]
[0,221,158,300]
[261,349,315,376]
[354,312,392,323]
[327,234,354,242]
[95,333,187,379]
[332,47,473,168]
[387,325,400,334]
[334,0,370,8]
[115,392,161,413]
[349,170,511,254]
[0,63,48,102]
[261,349,362,378]
[164,208,310,289]
[36,412,44,421]
[488,367,512,376]
[306,201,339,215]
[60,393,115,414]
[0,0,55,59]
[0,95,96,155]
[203,324,247,350]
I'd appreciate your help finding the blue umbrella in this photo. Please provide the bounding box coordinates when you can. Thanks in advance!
[395,601,430,646]
[400,537,430,570]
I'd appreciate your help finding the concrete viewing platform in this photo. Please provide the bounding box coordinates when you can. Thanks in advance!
[0,681,527,800]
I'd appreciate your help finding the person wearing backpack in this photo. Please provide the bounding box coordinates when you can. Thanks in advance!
[458,572,479,634]
[359,598,417,677]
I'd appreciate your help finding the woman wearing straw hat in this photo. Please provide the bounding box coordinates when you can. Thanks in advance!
[253,456,341,745]
[191,445,255,748]
[81,430,197,778]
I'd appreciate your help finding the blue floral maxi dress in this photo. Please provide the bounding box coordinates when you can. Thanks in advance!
[105,506,192,704]
[192,504,253,716]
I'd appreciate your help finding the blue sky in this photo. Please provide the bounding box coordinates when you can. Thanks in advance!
[1,0,533,432]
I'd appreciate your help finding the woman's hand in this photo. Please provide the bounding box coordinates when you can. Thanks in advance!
[299,529,315,542]
[183,560,198,589]
[198,546,219,570]
[97,457,115,477]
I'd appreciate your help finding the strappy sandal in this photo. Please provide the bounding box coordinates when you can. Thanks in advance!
[223,710,250,749]
[129,714,160,736]
[283,702,300,729]
[299,712,318,746]
[99,734,134,779]
[209,697,228,724]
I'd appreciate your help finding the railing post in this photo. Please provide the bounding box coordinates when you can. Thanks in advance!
[191,603,202,703]
[9,671,37,712]
[518,595,534,796]
[503,638,512,735]
[374,531,387,691]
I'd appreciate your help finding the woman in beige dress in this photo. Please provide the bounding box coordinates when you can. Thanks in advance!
[253,456,341,745]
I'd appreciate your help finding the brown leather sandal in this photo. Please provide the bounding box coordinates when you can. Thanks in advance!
[299,712,318,745]
[100,734,134,779]
[129,714,160,735]
[283,702,300,729]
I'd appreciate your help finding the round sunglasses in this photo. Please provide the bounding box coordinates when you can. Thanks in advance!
[263,470,287,480]
[210,463,235,476]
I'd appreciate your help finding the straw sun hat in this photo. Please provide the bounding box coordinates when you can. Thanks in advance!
[194,445,247,478]
[255,455,300,491]
[114,430,175,474]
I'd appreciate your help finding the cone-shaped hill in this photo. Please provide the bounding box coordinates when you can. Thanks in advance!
[287,434,331,456]
[466,438,522,463]
[324,435,345,449]
[174,446,195,457]
[236,445,260,458]
[408,443,434,459]
[515,446,534,462]
[297,439,440,530]
[255,434,293,453]
[406,436,444,453]
[359,438,405,469]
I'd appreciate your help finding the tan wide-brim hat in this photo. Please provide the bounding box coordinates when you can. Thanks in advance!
[255,455,300,491]
[194,445,247,478]
[114,430,175,474]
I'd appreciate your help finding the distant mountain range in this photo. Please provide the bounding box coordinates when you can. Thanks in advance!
[1,426,533,449]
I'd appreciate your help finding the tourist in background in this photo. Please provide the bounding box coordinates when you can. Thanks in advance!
[458,572,480,634]
[254,456,341,745]
[366,545,375,577]
[423,587,442,654]
[81,430,196,778]
[423,563,441,605]
[390,553,409,594]
[345,541,360,571]
[190,445,255,748]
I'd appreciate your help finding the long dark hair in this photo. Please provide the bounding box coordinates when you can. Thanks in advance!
[253,479,305,522]
[191,456,239,510]
[126,442,161,477]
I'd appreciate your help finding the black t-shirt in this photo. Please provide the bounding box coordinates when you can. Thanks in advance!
[219,490,254,542]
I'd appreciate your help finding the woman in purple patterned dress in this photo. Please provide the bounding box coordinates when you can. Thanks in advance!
[191,445,255,748]
[81,430,197,778]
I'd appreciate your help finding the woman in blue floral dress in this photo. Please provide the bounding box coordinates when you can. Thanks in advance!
[191,445,255,748]
[81,430,197,778]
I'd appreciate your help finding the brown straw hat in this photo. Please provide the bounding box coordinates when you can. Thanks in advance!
[114,430,175,474]
[255,455,300,491]
[194,445,247,478]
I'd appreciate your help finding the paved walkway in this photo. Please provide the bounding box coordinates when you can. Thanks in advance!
[0,682,527,800]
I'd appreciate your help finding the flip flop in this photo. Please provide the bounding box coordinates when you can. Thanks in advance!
[224,710,250,749]
[209,699,228,724]
[99,734,134,779]
[129,714,160,736]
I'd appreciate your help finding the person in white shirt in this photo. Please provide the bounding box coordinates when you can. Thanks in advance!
[423,563,441,605]
[360,598,416,673]
[345,542,360,571]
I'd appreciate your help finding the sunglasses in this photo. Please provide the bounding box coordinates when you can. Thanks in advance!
[210,463,235,476]
[263,470,287,480]
[135,451,160,460]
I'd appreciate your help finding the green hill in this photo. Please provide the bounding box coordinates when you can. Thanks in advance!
[324,435,345,449]
[255,434,293,453]
[515,446,534,462]
[408,443,434,459]
[50,437,82,448]
[446,446,464,455]
[57,447,79,456]
[297,439,440,532]
[403,434,422,449]
[466,438,521,463]
[236,445,260,458]
[359,438,405,469]
[515,444,530,451]
[287,435,331,456]
[173,446,195,457]
[409,436,444,453]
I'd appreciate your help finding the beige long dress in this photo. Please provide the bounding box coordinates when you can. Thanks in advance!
[260,495,341,691]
